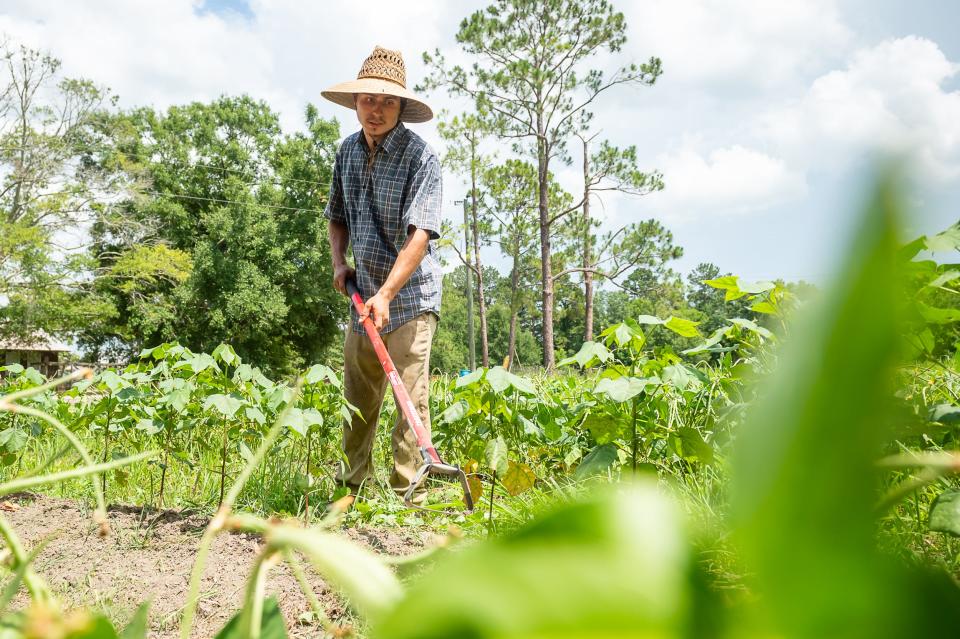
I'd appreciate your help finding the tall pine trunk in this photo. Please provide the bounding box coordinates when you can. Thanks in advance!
[537,135,555,369]
[471,177,490,367]
[582,137,595,342]
[507,239,521,369]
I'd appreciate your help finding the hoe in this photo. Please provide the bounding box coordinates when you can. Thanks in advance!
[346,280,474,513]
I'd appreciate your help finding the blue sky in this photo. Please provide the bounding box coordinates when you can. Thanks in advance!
[1,0,957,285]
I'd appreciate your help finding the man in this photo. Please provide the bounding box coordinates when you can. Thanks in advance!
[321,46,442,505]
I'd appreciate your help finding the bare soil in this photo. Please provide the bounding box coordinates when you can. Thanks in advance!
[4,494,428,638]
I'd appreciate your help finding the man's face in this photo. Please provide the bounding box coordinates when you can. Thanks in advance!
[355,93,401,141]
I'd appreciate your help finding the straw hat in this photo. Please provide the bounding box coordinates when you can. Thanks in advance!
[321,46,433,123]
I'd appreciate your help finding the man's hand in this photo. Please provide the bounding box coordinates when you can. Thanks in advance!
[333,264,356,296]
[360,290,392,331]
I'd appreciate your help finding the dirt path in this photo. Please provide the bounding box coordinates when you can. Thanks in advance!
[4,494,427,638]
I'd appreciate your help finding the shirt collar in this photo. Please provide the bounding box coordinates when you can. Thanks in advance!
[356,122,407,157]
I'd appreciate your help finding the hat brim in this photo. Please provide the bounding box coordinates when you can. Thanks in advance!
[321,78,433,123]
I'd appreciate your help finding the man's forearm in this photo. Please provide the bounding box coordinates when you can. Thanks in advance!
[328,220,350,267]
[379,228,431,300]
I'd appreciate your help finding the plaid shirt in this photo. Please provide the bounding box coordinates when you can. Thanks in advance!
[325,123,443,334]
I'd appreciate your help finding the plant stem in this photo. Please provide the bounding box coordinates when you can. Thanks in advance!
[0,514,51,604]
[283,548,332,632]
[219,417,228,505]
[487,470,497,537]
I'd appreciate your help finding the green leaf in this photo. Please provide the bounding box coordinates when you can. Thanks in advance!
[583,413,622,445]
[739,280,776,294]
[926,223,960,253]
[750,300,778,315]
[674,427,713,463]
[558,341,613,368]
[593,376,657,402]
[635,314,665,325]
[662,365,702,391]
[663,316,701,338]
[212,343,239,366]
[135,419,162,436]
[917,301,960,324]
[203,394,243,418]
[245,406,267,425]
[119,603,150,639]
[238,441,255,465]
[484,366,536,394]
[281,408,307,436]
[455,368,484,388]
[0,428,28,453]
[501,461,535,496]
[305,363,340,387]
[929,490,960,536]
[682,326,729,355]
[440,400,468,424]
[214,597,288,639]
[485,436,508,476]
[574,443,619,479]
[729,317,775,339]
[926,269,960,290]
[374,484,689,638]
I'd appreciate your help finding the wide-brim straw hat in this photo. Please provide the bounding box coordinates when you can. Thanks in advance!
[321,46,433,123]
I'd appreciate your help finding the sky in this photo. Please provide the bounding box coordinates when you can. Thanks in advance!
[1,0,958,285]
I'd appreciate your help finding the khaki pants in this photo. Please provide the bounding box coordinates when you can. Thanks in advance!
[337,313,437,503]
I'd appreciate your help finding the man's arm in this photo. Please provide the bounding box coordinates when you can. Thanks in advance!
[328,219,355,296]
[361,226,431,330]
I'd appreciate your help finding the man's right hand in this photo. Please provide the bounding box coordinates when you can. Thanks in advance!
[333,264,357,296]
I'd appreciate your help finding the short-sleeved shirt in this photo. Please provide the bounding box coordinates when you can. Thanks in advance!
[325,122,443,335]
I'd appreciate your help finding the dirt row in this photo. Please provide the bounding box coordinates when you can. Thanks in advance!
[3,494,428,638]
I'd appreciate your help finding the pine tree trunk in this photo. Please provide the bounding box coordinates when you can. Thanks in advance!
[582,137,595,342]
[471,176,490,367]
[538,136,555,369]
[508,249,520,369]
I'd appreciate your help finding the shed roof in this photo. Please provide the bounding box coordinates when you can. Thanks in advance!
[0,331,71,352]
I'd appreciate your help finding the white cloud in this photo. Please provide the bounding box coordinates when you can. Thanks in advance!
[626,0,852,90]
[759,36,960,181]
[639,143,807,221]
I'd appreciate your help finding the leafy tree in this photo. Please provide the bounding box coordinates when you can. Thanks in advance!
[85,99,343,374]
[0,43,117,338]
[421,0,662,368]
[437,111,495,366]
[571,132,664,341]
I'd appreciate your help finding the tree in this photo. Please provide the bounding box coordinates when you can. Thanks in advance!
[481,159,565,368]
[85,98,343,374]
[572,132,663,341]
[0,43,117,339]
[437,111,495,367]
[421,0,662,368]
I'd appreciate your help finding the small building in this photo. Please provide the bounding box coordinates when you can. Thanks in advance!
[0,333,72,377]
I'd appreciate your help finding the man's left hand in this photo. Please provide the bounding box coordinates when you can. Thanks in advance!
[361,291,392,331]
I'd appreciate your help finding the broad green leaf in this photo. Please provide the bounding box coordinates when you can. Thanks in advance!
[674,427,714,463]
[663,316,701,338]
[730,172,960,636]
[929,490,960,537]
[485,436,509,476]
[739,280,776,294]
[926,269,960,289]
[98,370,128,393]
[583,413,622,445]
[238,441,255,465]
[574,443,619,479]
[302,408,324,428]
[455,368,484,388]
[635,314,665,325]
[558,340,613,368]
[281,408,307,436]
[593,376,656,402]
[203,394,243,418]
[232,363,255,383]
[214,596,288,639]
[440,400,468,424]
[245,406,266,424]
[485,366,536,394]
[750,300,778,315]
[729,317,775,339]
[662,365,702,391]
[305,363,339,387]
[926,223,960,253]
[682,326,730,355]
[917,301,960,324]
[373,484,689,638]
[501,460,536,496]
[212,343,239,366]
[135,419,162,436]
[0,428,28,453]
[119,603,150,639]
